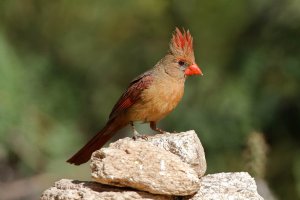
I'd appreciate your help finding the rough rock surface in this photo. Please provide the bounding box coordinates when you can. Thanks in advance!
[41,131,263,199]
[144,130,206,177]
[185,172,264,200]
[41,173,263,200]
[91,139,200,196]
[40,179,171,200]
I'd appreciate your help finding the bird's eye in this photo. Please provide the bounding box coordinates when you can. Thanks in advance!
[178,60,185,66]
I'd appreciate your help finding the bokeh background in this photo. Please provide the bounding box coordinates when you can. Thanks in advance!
[0,0,299,199]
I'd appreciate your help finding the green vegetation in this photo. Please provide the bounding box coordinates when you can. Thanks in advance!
[0,0,299,199]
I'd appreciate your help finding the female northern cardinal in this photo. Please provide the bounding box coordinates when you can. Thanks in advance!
[67,28,203,165]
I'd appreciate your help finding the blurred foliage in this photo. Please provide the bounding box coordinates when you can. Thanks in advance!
[0,0,299,199]
[244,132,268,179]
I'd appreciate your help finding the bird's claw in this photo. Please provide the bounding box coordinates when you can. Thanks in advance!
[132,135,148,141]
[156,129,166,134]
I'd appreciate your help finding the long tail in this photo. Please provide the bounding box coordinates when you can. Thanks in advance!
[67,118,127,165]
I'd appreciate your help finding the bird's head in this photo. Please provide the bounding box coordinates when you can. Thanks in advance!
[168,28,203,77]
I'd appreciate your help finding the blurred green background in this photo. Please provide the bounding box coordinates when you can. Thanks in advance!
[0,0,299,199]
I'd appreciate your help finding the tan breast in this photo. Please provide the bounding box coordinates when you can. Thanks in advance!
[126,76,185,122]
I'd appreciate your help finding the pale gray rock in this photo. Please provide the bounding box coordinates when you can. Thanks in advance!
[256,178,277,200]
[41,132,263,199]
[91,139,200,196]
[185,172,264,200]
[145,130,206,177]
[40,179,172,200]
[41,173,263,200]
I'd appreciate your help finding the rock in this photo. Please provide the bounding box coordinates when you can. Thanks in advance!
[145,130,206,177]
[91,139,200,196]
[41,173,263,200]
[256,178,277,200]
[41,132,263,199]
[184,172,264,200]
[40,179,172,200]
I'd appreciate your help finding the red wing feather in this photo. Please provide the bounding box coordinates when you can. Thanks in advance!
[109,71,153,119]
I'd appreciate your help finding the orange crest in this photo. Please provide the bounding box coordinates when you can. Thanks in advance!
[171,28,193,53]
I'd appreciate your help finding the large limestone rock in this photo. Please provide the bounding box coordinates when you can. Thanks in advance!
[40,179,171,200]
[40,173,263,200]
[91,138,200,196]
[40,131,264,199]
[185,172,263,200]
[141,130,206,177]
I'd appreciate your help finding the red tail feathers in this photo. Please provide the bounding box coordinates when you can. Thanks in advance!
[67,118,127,165]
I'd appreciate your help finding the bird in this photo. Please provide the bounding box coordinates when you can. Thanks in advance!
[67,28,203,165]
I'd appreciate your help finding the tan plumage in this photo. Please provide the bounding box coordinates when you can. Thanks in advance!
[67,28,203,165]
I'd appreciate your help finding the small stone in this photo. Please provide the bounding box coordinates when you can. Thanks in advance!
[91,139,200,196]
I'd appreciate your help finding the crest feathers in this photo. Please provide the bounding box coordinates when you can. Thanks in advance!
[171,28,193,50]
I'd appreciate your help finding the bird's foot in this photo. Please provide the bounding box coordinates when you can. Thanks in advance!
[132,134,148,141]
[155,128,166,134]
[150,121,166,134]
[130,122,148,140]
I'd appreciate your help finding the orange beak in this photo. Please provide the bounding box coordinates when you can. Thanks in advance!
[185,64,203,76]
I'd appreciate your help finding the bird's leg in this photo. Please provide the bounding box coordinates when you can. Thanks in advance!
[130,121,139,137]
[150,121,165,134]
[130,121,148,140]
